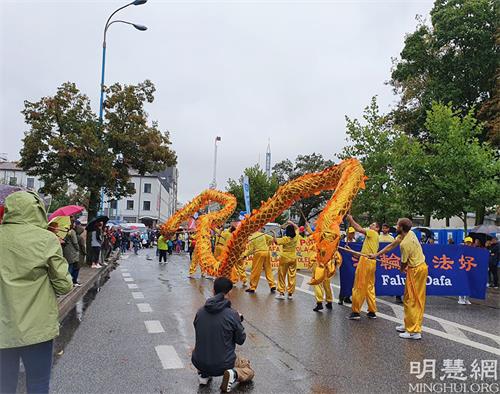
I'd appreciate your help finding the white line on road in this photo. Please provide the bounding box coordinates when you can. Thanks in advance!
[155,345,183,369]
[127,284,139,289]
[265,273,500,356]
[144,320,165,333]
[122,272,131,277]
[137,303,152,312]
[295,271,500,343]
[121,254,130,260]
[124,278,134,282]
[132,292,145,299]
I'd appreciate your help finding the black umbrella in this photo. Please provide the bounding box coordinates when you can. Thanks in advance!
[416,227,433,239]
[86,215,109,231]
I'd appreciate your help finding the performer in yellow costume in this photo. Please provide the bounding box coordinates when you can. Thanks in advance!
[347,214,380,320]
[242,230,276,293]
[188,239,205,278]
[215,226,247,286]
[274,222,299,300]
[370,218,427,340]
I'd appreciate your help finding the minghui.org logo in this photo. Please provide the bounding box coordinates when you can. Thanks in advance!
[409,382,499,393]
[408,359,498,393]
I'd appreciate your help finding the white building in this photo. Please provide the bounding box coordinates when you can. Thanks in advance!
[103,168,178,226]
[0,161,44,191]
[0,162,178,226]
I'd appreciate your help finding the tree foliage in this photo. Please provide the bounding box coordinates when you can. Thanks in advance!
[20,80,177,219]
[226,165,279,220]
[395,103,500,231]
[338,97,411,224]
[272,153,334,225]
[389,0,499,143]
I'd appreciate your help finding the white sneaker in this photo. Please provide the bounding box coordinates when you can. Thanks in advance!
[396,325,405,333]
[275,293,285,300]
[458,298,466,305]
[399,332,422,340]
[91,264,99,269]
[221,369,237,392]
[465,299,472,305]
[287,293,293,300]
[197,375,212,385]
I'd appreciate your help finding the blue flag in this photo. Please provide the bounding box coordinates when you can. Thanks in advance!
[243,175,251,215]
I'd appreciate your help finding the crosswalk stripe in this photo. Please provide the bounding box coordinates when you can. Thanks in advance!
[144,320,165,333]
[137,303,152,313]
[155,345,183,369]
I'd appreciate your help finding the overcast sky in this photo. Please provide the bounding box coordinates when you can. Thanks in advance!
[0,0,433,203]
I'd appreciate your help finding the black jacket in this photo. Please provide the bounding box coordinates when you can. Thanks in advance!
[191,293,246,376]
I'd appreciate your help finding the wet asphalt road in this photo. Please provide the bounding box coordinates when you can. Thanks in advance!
[50,251,499,394]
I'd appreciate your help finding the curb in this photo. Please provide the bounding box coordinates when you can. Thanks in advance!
[57,252,120,321]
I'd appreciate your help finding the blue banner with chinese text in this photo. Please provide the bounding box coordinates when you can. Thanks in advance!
[338,242,489,299]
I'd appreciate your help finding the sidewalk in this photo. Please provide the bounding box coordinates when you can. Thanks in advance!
[57,251,120,320]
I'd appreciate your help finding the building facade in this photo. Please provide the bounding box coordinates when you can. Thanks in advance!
[0,162,178,226]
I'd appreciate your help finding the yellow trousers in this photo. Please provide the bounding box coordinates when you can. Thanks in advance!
[249,251,275,290]
[351,256,377,313]
[404,263,428,333]
[277,257,296,295]
[311,263,333,303]
[189,252,200,275]
[230,261,247,284]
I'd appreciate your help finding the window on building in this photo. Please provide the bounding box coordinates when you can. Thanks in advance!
[26,177,35,189]
[127,182,135,192]
[9,177,17,186]
[144,183,151,193]
[110,200,117,209]
[143,201,151,211]
[126,200,134,210]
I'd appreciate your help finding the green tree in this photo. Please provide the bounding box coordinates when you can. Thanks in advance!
[339,97,411,225]
[272,153,334,225]
[48,187,90,213]
[396,103,499,231]
[20,80,177,220]
[226,165,279,220]
[390,0,498,143]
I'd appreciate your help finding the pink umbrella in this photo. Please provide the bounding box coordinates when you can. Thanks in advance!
[48,205,85,221]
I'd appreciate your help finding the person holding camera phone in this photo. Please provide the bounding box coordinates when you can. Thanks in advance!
[191,277,254,392]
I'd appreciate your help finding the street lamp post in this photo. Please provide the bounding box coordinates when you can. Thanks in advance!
[97,0,148,215]
[209,136,221,189]
[98,0,148,123]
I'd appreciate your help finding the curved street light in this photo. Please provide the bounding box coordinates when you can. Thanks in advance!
[97,0,148,216]
[98,0,148,123]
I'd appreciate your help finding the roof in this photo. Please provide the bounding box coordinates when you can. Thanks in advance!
[0,162,22,171]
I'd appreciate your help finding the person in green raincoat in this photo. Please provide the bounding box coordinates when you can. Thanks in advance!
[0,191,73,394]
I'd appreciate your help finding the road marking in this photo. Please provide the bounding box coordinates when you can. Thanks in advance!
[122,272,131,277]
[294,271,500,343]
[132,292,145,299]
[300,276,310,290]
[120,268,129,272]
[121,254,130,260]
[264,273,500,356]
[144,320,165,333]
[127,284,139,289]
[124,278,134,282]
[137,303,152,312]
[155,345,183,369]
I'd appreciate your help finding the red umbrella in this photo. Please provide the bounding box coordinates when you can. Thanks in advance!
[48,205,85,221]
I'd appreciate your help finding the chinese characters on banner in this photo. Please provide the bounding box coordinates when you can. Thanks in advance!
[339,243,489,298]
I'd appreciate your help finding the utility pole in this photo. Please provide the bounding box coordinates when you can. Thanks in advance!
[265,138,271,178]
[209,136,221,189]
